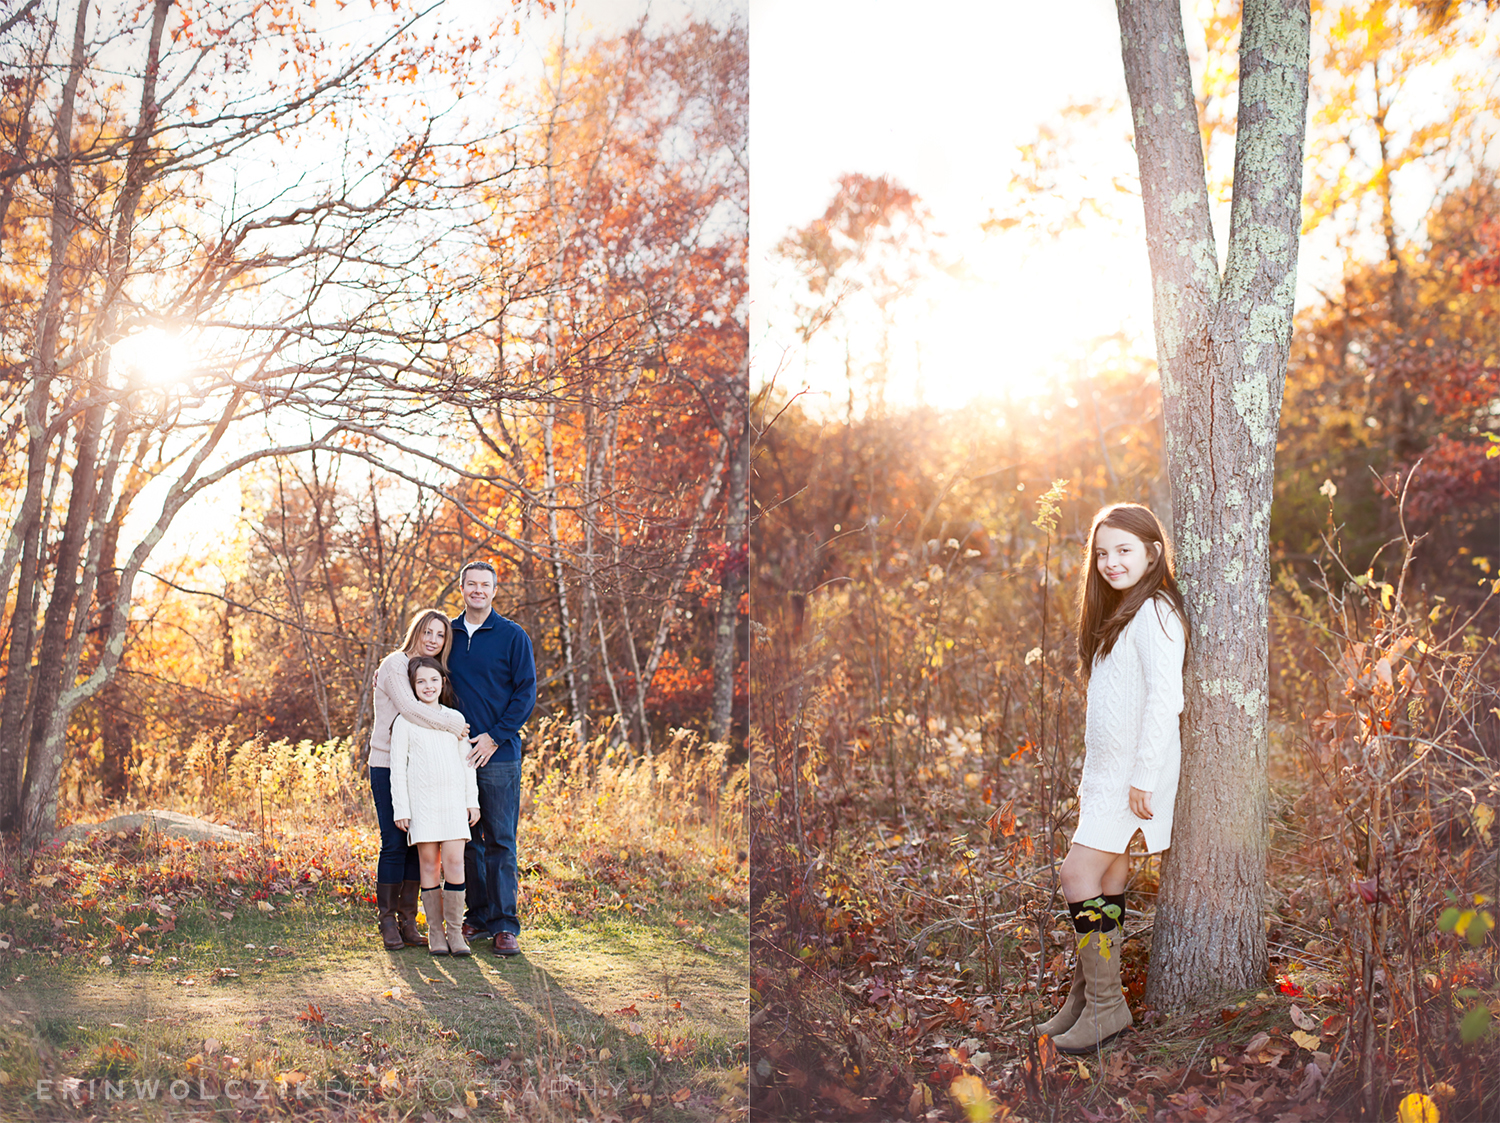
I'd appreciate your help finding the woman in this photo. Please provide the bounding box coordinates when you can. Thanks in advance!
[368,609,469,950]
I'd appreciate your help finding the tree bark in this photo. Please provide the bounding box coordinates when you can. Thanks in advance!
[710,400,748,745]
[1116,0,1310,1009]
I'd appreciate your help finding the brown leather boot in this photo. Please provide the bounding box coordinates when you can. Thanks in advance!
[444,887,472,957]
[1053,929,1132,1053]
[395,881,428,947]
[375,884,403,950]
[421,888,450,955]
[1034,958,1085,1037]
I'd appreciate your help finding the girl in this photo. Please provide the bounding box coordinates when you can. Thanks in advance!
[368,610,469,950]
[391,656,481,956]
[1036,503,1187,1053]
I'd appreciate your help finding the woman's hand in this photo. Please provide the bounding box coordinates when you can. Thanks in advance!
[1128,787,1153,820]
[395,818,410,832]
[467,807,481,826]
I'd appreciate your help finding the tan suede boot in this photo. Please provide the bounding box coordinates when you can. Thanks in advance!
[375,884,403,951]
[1034,959,1085,1037]
[444,887,472,957]
[1053,929,1132,1053]
[421,888,450,955]
[395,881,428,947]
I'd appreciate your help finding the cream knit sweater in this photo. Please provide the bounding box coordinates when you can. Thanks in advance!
[389,716,479,844]
[367,650,468,770]
[1073,595,1186,855]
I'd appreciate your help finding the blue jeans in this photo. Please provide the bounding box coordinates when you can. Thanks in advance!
[471,758,521,936]
[369,767,420,884]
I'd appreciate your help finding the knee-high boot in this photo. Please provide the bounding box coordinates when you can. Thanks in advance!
[421,887,450,955]
[1053,919,1132,1053]
[444,884,472,957]
[1035,959,1086,1037]
[395,880,428,947]
[375,884,404,951]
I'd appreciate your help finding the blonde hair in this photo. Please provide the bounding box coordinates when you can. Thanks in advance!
[399,609,453,669]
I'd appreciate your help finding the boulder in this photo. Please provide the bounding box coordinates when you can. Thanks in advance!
[56,809,251,845]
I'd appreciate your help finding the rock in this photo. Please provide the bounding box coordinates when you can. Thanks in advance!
[56,810,251,845]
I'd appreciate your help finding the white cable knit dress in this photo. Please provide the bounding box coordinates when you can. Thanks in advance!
[389,715,479,844]
[1073,595,1186,854]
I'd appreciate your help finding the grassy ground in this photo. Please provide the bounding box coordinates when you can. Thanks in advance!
[0,813,748,1120]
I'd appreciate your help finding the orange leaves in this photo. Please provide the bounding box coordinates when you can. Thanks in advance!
[985,800,1015,840]
[295,1002,325,1024]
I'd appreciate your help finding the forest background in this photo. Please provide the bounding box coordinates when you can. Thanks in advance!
[0,0,748,845]
[749,1,1500,1121]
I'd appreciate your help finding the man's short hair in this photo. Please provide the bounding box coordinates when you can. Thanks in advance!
[459,559,498,585]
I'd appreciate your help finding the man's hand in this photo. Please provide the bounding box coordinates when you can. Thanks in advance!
[1128,786,1153,819]
[466,732,498,768]
[467,806,481,826]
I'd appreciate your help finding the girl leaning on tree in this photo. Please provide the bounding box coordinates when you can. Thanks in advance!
[1035,503,1187,1053]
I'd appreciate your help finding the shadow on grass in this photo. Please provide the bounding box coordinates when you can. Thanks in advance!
[0,897,747,1120]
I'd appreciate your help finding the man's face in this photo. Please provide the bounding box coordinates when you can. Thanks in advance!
[463,569,496,613]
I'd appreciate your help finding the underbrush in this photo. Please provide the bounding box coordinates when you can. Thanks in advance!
[749,491,1497,1121]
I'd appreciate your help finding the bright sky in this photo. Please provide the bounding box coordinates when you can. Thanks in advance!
[750,0,1152,411]
[143,0,742,578]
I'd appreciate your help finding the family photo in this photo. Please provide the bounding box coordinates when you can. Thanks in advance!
[0,0,747,1118]
[2,0,1499,1120]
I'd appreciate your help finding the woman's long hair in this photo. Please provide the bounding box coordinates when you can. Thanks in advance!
[1076,503,1188,678]
[399,608,453,670]
[407,655,459,709]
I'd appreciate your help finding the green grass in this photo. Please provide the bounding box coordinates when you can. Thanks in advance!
[0,846,748,1120]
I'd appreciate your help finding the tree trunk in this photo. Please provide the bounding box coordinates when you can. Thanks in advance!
[1115,0,1310,1009]
[0,0,89,832]
[710,401,748,745]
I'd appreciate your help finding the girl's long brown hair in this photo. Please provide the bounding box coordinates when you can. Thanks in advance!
[407,655,459,709]
[399,609,453,670]
[1076,503,1188,678]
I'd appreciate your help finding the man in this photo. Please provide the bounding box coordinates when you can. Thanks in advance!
[446,560,536,956]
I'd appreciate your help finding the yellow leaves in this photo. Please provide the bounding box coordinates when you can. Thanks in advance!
[1397,1092,1440,1123]
[950,1073,995,1122]
[379,1068,401,1096]
[1473,804,1495,845]
[1290,1029,1321,1050]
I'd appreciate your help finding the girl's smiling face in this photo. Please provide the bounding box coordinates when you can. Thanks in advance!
[417,617,447,658]
[412,665,444,705]
[1095,524,1156,591]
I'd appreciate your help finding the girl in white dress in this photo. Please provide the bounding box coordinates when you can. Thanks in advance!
[1036,503,1187,1053]
[391,656,481,957]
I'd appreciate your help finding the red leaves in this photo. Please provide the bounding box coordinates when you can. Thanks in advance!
[295,1002,324,1024]
[1351,877,1395,906]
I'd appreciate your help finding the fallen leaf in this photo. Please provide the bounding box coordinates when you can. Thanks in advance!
[1289,1004,1318,1032]
[1397,1092,1439,1123]
[257,901,274,913]
[379,1068,401,1096]
[1291,1030,1321,1050]
[296,1003,324,1025]
[1245,1032,1271,1054]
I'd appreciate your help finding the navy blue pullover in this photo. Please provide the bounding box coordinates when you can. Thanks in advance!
[447,610,536,760]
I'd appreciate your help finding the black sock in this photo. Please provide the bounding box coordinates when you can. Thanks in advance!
[421,885,440,892]
[443,881,465,892]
